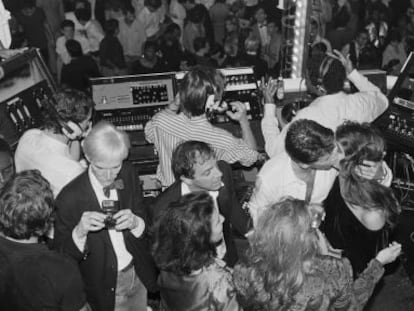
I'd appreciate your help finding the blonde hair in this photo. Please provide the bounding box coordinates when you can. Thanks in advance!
[83,121,130,163]
[234,198,319,310]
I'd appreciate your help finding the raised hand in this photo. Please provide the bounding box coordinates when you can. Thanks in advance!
[260,76,278,104]
[226,101,248,123]
[326,49,354,75]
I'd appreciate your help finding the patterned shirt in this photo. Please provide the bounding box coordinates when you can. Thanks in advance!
[145,109,259,187]
[159,259,241,311]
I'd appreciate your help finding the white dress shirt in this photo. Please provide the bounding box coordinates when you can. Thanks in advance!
[138,6,161,38]
[248,152,339,226]
[118,18,147,57]
[263,69,389,158]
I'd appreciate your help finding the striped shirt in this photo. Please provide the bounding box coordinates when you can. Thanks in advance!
[145,109,259,187]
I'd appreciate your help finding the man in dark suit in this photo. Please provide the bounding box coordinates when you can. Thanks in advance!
[149,140,251,267]
[54,121,157,311]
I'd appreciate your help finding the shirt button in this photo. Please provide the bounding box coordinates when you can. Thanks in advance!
[111,287,115,292]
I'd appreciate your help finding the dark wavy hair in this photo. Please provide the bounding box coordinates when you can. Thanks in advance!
[179,66,225,117]
[41,88,94,134]
[336,122,400,225]
[152,191,217,275]
[234,198,319,310]
[285,119,336,165]
[0,170,54,239]
[322,58,346,94]
[172,140,215,180]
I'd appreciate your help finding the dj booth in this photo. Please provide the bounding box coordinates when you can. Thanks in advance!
[89,67,268,191]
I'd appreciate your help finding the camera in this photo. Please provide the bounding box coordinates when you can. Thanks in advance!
[102,200,120,229]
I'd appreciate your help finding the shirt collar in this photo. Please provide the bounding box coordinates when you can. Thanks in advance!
[181,181,221,200]
[88,166,106,197]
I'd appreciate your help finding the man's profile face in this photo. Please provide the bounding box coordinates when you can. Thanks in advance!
[182,155,223,191]
[309,142,344,170]
[90,157,123,187]
[0,152,13,189]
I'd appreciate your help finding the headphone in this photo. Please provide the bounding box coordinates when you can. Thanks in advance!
[317,56,335,95]
[43,98,85,140]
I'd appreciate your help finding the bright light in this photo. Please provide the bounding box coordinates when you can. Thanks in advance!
[291,0,308,78]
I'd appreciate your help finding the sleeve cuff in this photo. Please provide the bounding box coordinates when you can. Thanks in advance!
[347,69,360,82]
[72,227,87,253]
[263,103,277,116]
[130,216,146,238]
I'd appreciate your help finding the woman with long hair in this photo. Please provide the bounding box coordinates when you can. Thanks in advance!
[152,191,241,311]
[234,198,401,311]
[321,122,401,276]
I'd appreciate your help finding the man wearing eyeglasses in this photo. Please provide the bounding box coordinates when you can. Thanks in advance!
[54,121,157,311]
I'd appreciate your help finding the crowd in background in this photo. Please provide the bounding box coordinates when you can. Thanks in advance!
[2,0,414,93]
[0,0,413,310]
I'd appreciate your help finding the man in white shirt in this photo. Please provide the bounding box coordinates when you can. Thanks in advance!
[54,121,157,311]
[249,118,391,225]
[262,50,389,158]
[118,5,146,68]
[138,0,162,39]
[15,89,94,197]
[66,7,104,53]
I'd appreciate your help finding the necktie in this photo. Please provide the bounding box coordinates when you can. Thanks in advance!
[103,179,124,198]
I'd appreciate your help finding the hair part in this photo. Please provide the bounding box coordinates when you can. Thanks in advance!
[172,141,215,180]
[0,170,54,239]
[336,122,400,225]
[285,119,335,165]
[83,121,130,163]
[65,39,83,58]
[179,66,224,117]
[234,198,318,309]
[321,58,346,94]
[42,88,93,133]
[152,191,217,275]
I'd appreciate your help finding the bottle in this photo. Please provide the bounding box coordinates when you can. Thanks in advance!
[276,76,284,101]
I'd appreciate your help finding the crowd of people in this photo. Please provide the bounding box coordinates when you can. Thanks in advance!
[0,0,412,310]
[3,0,414,93]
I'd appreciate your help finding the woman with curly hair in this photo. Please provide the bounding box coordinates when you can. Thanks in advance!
[152,191,241,311]
[321,122,401,277]
[233,198,401,311]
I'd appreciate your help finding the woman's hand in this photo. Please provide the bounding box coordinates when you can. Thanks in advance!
[260,77,278,104]
[326,49,354,75]
[354,160,383,180]
[376,242,402,265]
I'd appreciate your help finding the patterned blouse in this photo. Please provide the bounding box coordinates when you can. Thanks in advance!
[158,258,242,311]
[234,255,384,311]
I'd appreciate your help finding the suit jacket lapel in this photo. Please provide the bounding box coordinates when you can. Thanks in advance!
[82,171,113,246]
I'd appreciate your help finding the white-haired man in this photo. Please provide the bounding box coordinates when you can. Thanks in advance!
[54,121,157,311]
